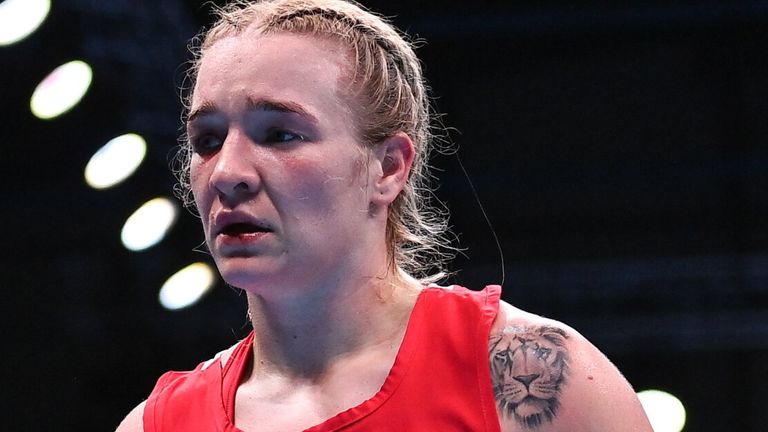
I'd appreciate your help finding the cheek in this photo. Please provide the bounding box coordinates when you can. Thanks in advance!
[189,160,212,220]
[287,163,336,215]
[280,156,341,201]
[295,157,367,213]
[189,158,207,200]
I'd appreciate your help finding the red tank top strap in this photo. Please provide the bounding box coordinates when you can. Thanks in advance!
[474,285,503,430]
[221,331,255,423]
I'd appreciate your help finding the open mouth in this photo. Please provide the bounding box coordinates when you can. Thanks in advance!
[220,222,270,236]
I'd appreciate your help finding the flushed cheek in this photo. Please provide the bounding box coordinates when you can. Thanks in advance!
[283,181,338,219]
[280,158,361,214]
[281,155,330,192]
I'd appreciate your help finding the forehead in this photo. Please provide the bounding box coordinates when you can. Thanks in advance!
[191,32,354,119]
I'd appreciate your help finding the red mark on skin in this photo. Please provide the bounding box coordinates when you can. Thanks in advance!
[587,375,594,380]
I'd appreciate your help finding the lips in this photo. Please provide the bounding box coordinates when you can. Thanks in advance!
[213,212,273,238]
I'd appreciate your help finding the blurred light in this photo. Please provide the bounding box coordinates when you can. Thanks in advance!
[85,133,147,189]
[637,389,686,432]
[30,60,93,119]
[121,197,178,251]
[159,262,216,310]
[0,0,51,46]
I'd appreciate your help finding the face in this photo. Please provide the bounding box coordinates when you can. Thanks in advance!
[188,32,383,295]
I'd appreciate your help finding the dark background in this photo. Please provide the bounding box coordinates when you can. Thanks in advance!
[1,0,766,430]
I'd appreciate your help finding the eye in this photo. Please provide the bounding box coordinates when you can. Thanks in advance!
[191,134,224,155]
[535,347,551,360]
[264,129,304,144]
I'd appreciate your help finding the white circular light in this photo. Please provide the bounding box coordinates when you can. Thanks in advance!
[637,389,686,432]
[30,60,93,119]
[159,262,216,310]
[85,133,147,189]
[0,0,51,46]
[120,197,178,251]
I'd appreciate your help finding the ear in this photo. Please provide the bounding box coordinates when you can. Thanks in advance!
[370,132,415,206]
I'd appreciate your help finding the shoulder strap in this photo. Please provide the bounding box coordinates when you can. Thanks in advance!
[222,331,255,421]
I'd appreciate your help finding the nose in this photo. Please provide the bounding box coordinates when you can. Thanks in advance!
[209,131,261,204]
[513,373,540,389]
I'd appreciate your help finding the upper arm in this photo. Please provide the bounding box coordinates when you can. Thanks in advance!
[488,301,652,432]
[115,400,145,432]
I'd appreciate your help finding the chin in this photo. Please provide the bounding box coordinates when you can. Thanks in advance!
[214,257,276,291]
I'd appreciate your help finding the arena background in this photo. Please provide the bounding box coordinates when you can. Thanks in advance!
[1,0,766,430]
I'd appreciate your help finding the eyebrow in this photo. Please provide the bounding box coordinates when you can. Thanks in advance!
[186,101,217,125]
[186,97,319,125]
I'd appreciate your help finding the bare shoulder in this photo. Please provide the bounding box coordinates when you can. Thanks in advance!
[115,400,145,432]
[488,301,652,432]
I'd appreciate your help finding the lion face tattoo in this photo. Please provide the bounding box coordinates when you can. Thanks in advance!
[489,326,569,429]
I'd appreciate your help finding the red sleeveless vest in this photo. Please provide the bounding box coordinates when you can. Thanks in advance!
[144,285,502,431]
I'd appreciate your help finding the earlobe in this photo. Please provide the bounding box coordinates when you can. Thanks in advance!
[372,132,415,205]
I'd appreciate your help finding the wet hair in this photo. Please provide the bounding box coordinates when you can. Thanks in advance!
[176,0,454,282]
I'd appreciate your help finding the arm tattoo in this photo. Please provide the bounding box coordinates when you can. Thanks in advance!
[489,325,570,429]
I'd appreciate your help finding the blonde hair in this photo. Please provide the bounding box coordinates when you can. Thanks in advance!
[176,0,454,282]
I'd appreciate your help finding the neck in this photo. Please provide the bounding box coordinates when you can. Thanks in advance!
[245,267,422,379]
